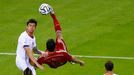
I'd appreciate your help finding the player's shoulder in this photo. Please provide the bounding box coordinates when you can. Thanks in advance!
[104,73,118,75]
[19,31,36,39]
[18,31,29,40]
[19,31,27,38]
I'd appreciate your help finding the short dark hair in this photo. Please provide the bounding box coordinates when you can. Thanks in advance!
[105,60,114,71]
[46,39,55,52]
[27,19,37,26]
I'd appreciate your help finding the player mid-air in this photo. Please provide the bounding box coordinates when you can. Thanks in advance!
[37,3,85,68]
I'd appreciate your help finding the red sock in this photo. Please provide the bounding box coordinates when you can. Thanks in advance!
[51,14,61,32]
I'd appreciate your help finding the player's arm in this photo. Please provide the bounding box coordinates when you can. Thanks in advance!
[24,47,44,70]
[70,56,85,66]
[65,52,84,66]
[50,10,63,40]
[33,47,44,54]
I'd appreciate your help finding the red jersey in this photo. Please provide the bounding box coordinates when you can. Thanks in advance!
[37,51,73,68]
[55,38,67,51]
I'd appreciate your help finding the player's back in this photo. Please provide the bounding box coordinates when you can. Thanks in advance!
[37,50,72,68]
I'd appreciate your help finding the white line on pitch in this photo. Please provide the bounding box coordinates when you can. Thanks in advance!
[0,52,16,55]
[0,52,134,60]
[74,55,134,60]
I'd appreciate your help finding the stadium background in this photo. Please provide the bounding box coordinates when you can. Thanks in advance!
[0,0,134,75]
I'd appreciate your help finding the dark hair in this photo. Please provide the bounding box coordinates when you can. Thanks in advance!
[27,19,37,26]
[105,61,114,71]
[46,39,55,52]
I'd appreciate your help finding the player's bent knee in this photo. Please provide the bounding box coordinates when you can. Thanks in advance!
[23,67,32,75]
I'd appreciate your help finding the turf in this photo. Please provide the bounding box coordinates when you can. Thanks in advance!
[0,0,134,75]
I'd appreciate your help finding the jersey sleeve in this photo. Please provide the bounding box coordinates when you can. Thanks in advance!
[64,52,73,61]
[20,36,30,47]
[51,14,61,32]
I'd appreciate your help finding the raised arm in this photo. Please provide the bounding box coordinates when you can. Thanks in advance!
[50,11,63,39]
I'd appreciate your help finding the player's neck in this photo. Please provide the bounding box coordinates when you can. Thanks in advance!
[105,71,113,75]
[46,49,55,53]
[26,30,34,38]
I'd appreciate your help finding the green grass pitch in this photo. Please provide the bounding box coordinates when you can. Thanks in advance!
[0,0,134,75]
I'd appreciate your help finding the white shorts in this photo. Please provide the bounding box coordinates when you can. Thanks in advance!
[16,56,36,75]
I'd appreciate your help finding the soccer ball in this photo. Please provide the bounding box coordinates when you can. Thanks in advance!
[39,3,52,15]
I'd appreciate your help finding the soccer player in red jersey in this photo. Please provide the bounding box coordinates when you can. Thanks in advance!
[37,8,84,68]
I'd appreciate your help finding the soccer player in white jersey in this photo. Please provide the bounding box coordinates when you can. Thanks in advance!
[16,19,44,75]
[104,61,118,75]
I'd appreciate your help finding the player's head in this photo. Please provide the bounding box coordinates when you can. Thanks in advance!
[26,19,37,33]
[105,60,114,71]
[46,39,55,52]
[27,19,37,26]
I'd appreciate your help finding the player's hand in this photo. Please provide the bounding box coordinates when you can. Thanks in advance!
[46,4,54,14]
[80,61,85,66]
[50,10,55,15]
[36,63,44,70]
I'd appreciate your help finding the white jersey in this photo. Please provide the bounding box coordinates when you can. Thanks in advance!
[104,73,117,75]
[16,31,36,75]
